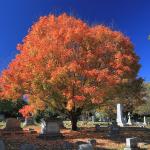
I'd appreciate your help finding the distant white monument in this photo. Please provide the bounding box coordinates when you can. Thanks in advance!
[143,116,147,126]
[127,112,132,125]
[116,104,125,127]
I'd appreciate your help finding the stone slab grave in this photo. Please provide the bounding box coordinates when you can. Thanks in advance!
[4,118,22,131]
[124,137,138,150]
[38,119,63,139]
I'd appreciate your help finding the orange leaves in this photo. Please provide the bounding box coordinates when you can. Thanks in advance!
[16,43,23,51]
[81,86,96,95]
[68,61,81,72]
[0,13,140,114]
[3,84,11,90]
[74,95,85,101]
[66,99,74,111]
[97,69,109,82]
[19,105,34,118]
[87,51,94,60]
[114,52,122,60]
[85,69,99,77]
[66,95,85,111]
[63,91,71,99]
[91,98,100,104]
[46,60,53,69]
[116,70,124,75]
[50,66,67,83]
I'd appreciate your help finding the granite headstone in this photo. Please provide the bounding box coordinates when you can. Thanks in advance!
[4,118,22,131]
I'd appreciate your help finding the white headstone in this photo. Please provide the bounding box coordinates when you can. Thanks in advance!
[124,137,138,150]
[127,112,132,126]
[143,116,147,126]
[78,143,93,150]
[91,116,95,122]
[116,104,125,127]
[40,119,46,134]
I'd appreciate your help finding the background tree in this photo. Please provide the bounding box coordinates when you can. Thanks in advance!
[97,77,144,118]
[34,108,59,123]
[0,14,140,130]
[134,83,150,116]
[0,99,26,118]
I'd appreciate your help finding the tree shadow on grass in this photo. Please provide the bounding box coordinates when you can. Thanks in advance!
[0,127,149,150]
[61,127,150,149]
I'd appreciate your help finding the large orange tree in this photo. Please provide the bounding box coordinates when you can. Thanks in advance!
[0,14,140,130]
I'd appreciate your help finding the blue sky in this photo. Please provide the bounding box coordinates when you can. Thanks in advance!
[0,0,150,81]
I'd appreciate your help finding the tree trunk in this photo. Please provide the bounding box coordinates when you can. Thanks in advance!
[69,107,82,131]
[70,114,78,131]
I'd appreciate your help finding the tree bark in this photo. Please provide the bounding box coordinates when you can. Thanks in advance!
[71,114,78,131]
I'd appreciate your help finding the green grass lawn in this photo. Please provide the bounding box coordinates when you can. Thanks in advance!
[0,120,149,129]
[63,120,111,129]
[0,121,5,129]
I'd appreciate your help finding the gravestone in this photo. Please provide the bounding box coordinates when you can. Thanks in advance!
[108,122,120,137]
[0,140,5,150]
[91,116,95,122]
[4,118,22,131]
[127,112,132,126]
[82,115,86,121]
[46,121,60,133]
[39,119,63,139]
[78,143,93,150]
[124,137,138,150]
[143,116,147,126]
[0,114,5,122]
[116,103,125,127]
[88,117,91,121]
[20,144,36,150]
[23,117,35,126]
[135,122,145,127]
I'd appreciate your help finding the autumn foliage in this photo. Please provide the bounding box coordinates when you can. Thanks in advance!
[19,105,34,118]
[0,13,140,130]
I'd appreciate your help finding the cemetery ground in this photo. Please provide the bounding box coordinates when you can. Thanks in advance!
[0,121,150,150]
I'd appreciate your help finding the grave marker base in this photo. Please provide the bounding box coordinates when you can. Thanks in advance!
[38,133,64,140]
